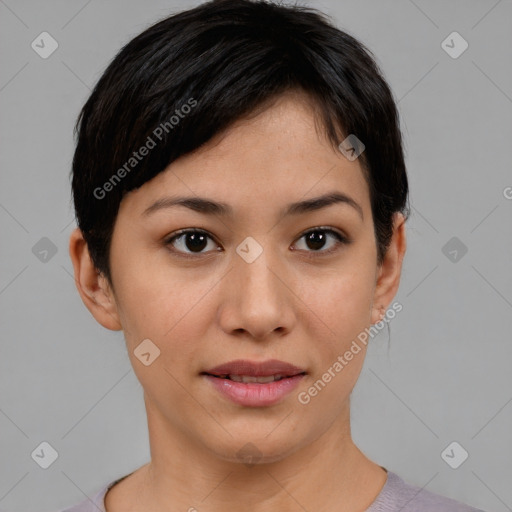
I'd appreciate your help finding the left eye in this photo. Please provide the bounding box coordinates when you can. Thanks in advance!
[293,228,347,254]
[165,227,347,257]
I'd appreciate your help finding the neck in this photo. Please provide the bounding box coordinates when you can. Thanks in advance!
[123,396,387,512]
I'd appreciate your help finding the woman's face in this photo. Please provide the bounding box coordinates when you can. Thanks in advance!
[85,91,404,463]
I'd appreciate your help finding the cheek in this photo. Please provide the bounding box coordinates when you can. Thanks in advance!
[297,258,376,346]
[295,269,373,414]
[112,252,218,364]
[119,280,207,338]
[114,270,215,408]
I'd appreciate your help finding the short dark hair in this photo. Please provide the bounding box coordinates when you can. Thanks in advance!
[71,0,409,285]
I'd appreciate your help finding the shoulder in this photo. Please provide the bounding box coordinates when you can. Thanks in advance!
[367,471,487,512]
[55,470,136,512]
[55,481,111,512]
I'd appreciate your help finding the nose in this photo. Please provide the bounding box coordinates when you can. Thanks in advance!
[216,243,296,342]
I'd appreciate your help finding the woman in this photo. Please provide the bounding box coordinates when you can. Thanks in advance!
[63,0,485,510]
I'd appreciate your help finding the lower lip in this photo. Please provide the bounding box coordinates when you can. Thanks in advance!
[203,374,305,407]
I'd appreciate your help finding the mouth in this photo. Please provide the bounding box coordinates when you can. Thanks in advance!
[202,359,307,381]
[202,373,306,383]
[201,359,307,407]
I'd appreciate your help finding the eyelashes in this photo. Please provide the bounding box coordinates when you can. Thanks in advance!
[291,227,348,256]
[165,229,220,257]
[164,227,350,260]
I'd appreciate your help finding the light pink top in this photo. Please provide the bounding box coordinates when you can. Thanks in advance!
[58,469,486,511]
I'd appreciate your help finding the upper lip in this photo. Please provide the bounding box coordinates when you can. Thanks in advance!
[203,359,306,377]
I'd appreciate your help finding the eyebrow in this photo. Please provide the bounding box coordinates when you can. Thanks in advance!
[142,191,363,220]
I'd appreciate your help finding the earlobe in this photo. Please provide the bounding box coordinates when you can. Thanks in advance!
[370,212,407,324]
[68,227,122,331]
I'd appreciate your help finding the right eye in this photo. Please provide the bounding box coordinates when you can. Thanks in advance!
[164,229,221,258]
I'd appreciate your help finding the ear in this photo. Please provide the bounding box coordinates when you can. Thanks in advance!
[68,227,122,331]
[370,212,407,324]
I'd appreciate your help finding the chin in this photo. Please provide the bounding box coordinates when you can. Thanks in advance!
[204,430,305,466]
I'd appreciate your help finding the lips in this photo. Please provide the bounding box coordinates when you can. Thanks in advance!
[202,359,307,407]
[202,359,307,380]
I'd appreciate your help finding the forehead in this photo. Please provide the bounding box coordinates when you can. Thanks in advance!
[118,91,370,220]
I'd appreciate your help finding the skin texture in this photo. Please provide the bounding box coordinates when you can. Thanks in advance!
[69,90,407,512]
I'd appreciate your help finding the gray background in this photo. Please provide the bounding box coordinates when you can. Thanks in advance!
[1,0,511,511]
